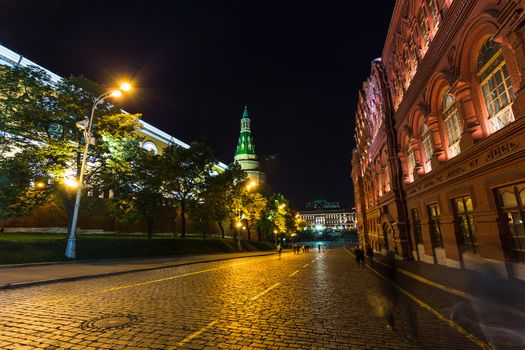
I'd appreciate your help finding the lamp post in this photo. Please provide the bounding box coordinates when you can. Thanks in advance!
[65,83,131,259]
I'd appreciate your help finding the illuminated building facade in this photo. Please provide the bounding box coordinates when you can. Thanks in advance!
[352,0,525,279]
[234,105,265,183]
[299,209,356,231]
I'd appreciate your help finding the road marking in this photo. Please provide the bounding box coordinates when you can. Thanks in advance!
[343,248,490,350]
[289,270,300,277]
[104,261,249,292]
[169,319,218,349]
[303,264,309,268]
[311,260,315,263]
[250,283,280,301]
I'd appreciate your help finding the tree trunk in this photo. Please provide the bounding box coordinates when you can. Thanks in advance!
[180,200,186,238]
[147,218,154,239]
[217,220,225,239]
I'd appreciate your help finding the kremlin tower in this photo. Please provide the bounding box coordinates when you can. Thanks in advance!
[234,105,265,183]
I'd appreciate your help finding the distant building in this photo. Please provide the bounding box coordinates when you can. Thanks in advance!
[299,205,356,231]
[234,105,265,183]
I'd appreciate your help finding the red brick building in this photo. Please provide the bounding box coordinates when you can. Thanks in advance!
[352,0,525,280]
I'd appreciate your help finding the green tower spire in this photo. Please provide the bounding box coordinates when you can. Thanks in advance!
[235,105,256,157]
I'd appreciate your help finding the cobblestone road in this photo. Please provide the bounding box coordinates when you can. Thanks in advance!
[0,248,487,349]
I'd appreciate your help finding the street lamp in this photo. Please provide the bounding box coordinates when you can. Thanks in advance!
[246,180,257,191]
[65,82,132,259]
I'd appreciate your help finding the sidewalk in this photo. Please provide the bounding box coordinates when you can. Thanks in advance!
[372,253,525,313]
[0,251,278,289]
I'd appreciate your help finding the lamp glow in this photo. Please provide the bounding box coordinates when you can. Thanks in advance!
[64,178,79,188]
[111,89,123,98]
[119,82,132,91]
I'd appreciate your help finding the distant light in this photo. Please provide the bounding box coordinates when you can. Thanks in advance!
[236,222,242,228]
[35,182,46,188]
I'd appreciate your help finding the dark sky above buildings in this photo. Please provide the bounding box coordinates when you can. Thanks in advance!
[1,1,394,209]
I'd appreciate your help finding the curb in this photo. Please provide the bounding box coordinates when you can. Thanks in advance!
[0,251,277,291]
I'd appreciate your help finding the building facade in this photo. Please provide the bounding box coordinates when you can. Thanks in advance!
[234,106,266,183]
[299,209,356,231]
[352,0,525,280]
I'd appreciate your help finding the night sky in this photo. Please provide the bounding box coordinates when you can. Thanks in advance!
[1,1,394,209]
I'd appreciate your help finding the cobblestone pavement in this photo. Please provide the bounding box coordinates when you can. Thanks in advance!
[0,248,487,349]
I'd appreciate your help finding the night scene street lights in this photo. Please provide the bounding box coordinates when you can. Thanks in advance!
[65,82,132,259]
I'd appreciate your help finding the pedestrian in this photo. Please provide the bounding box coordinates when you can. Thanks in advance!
[366,244,374,266]
[277,243,282,259]
[293,243,298,254]
[355,246,365,266]
[318,244,321,253]
[301,244,305,253]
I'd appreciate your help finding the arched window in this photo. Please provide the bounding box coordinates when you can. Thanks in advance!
[420,122,433,172]
[143,141,158,155]
[442,93,462,158]
[477,38,516,133]
[407,145,416,183]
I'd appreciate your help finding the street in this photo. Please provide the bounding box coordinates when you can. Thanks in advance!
[0,248,488,349]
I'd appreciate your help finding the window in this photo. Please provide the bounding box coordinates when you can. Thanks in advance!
[495,182,525,263]
[407,146,416,182]
[412,208,423,244]
[427,203,443,248]
[452,196,477,253]
[477,39,516,133]
[442,94,462,157]
[143,141,158,155]
[420,123,433,172]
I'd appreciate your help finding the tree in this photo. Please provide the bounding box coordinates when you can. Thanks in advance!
[0,64,142,236]
[0,152,51,222]
[160,142,217,238]
[107,147,165,238]
[242,191,267,240]
[200,162,246,238]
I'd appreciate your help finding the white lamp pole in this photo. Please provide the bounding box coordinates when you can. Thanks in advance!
[65,87,128,259]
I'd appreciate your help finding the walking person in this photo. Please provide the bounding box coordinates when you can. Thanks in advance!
[277,243,282,260]
[366,244,374,266]
[318,244,321,253]
[355,246,364,266]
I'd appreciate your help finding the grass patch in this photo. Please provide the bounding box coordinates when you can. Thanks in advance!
[0,233,275,265]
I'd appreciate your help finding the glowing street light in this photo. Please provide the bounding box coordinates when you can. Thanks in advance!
[35,182,46,189]
[279,203,286,210]
[63,178,79,189]
[65,82,132,259]
[246,180,258,191]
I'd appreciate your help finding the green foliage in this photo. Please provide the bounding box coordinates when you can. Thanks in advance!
[0,64,142,231]
[0,151,52,220]
[160,142,218,237]
[107,148,166,238]
[0,234,275,264]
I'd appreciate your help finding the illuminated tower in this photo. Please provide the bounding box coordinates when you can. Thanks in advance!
[234,105,265,183]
